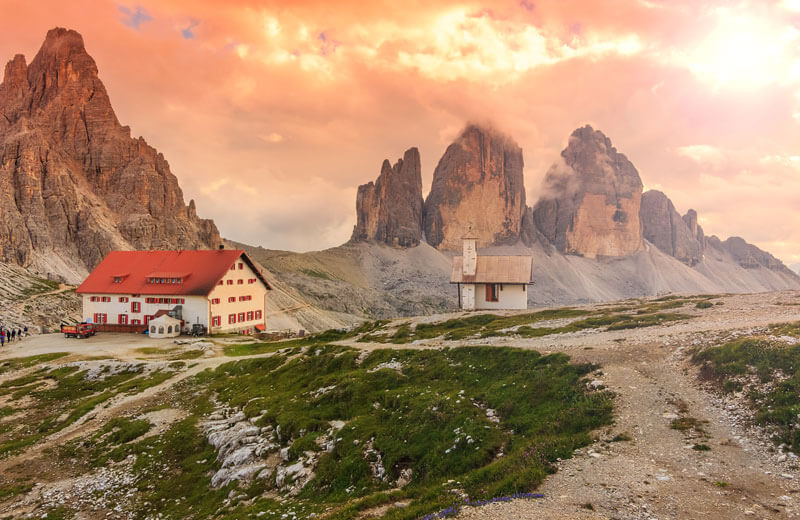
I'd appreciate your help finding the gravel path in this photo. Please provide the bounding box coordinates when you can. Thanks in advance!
[448,291,800,519]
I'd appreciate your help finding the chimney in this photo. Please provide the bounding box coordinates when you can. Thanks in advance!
[462,225,477,276]
[218,244,225,250]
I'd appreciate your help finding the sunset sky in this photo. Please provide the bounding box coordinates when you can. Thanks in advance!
[2,0,799,264]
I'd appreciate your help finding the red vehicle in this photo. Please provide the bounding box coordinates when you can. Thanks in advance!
[61,322,96,339]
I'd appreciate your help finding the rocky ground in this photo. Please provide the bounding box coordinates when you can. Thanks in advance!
[0,262,79,332]
[443,292,800,520]
[0,291,798,519]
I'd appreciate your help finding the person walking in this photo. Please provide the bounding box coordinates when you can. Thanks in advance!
[10,329,15,342]
[23,326,28,337]
[0,330,5,347]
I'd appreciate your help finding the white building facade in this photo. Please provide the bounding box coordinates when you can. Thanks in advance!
[77,249,272,334]
[450,235,532,311]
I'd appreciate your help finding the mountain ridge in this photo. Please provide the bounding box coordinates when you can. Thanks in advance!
[0,27,220,282]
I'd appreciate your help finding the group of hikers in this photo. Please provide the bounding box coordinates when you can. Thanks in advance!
[0,326,27,347]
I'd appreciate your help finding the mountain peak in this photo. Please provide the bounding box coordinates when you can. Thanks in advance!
[533,127,643,258]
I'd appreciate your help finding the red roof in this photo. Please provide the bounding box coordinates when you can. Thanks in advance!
[77,249,272,296]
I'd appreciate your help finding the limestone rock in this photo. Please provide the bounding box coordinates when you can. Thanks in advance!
[0,28,220,282]
[640,190,703,266]
[423,124,526,250]
[712,235,791,272]
[532,125,643,258]
[351,147,423,247]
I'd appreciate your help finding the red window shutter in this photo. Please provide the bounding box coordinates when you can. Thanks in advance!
[238,312,245,322]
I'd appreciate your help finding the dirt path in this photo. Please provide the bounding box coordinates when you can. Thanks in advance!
[451,292,800,520]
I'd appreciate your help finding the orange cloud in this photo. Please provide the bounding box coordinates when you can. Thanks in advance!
[1,0,799,263]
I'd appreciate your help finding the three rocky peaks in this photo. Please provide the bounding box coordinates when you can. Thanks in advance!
[353,125,791,275]
[0,28,220,280]
[0,28,791,285]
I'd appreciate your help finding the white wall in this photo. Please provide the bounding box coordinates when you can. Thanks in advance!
[206,257,268,333]
[80,254,269,334]
[472,283,528,310]
[82,294,208,330]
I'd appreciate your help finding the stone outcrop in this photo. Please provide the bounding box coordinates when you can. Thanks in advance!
[532,125,643,258]
[640,190,703,266]
[709,236,792,272]
[351,147,423,247]
[0,28,220,281]
[423,124,526,250]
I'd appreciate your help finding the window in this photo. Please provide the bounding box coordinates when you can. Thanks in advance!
[167,325,173,333]
[90,296,97,302]
[150,326,156,333]
[485,284,499,302]
[231,264,236,271]
[212,316,221,327]
[118,297,129,303]
[239,295,251,302]
[237,279,244,285]
[227,280,233,285]
[228,297,236,303]
[238,262,244,270]
[131,319,141,325]
[118,314,128,325]
[228,314,236,324]
[144,315,153,325]
[93,313,107,324]
[238,312,245,323]
[248,278,255,284]
[255,310,262,320]
[246,311,254,321]
[158,326,164,334]
[211,298,220,305]
[131,301,140,313]
[113,276,123,283]
[218,280,224,286]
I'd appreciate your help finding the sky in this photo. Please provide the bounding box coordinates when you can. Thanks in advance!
[1,0,799,264]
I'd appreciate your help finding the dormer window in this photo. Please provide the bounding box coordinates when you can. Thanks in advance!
[113,277,123,283]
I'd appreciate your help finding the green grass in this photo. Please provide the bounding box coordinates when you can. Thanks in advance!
[358,305,695,345]
[16,277,60,299]
[0,365,176,457]
[0,353,69,375]
[9,344,613,520]
[135,347,181,356]
[191,345,613,519]
[694,336,800,451]
[0,480,33,500]
[224,321,389,357]
[300,268,334,280]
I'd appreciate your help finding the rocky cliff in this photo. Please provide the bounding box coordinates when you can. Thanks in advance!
[423,125,526,250]
[640,190,703,266]
[532,125,643,258]
[0,28,220,281]
[351,147,423,247]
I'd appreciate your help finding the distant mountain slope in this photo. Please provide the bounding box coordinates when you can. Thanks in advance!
[252,123,800,318]
[0,28,219,283]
